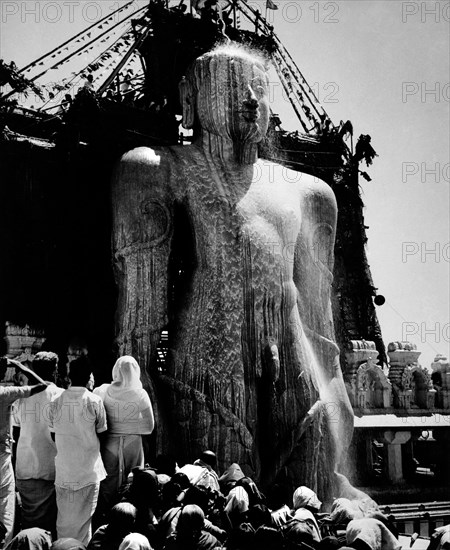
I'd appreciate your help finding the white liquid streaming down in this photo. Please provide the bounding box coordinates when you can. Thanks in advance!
[297,315,345,469]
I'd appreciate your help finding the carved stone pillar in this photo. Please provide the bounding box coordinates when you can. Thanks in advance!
[388,341,420,410]
[356,362,391,409]
[381,430,411,484]
[345,340,379,408]
[431,355,450,409]
[410,365,436,409]
[426,388,437,409]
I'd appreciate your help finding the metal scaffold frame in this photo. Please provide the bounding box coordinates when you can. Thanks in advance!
[3,0,333,136]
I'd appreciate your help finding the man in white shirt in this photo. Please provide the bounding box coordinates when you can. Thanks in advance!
[0,358,47,547]
[178,450,221,493]
[48,356,107,545]
[13,351,64,534]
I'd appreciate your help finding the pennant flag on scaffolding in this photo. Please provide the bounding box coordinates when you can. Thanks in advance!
[192,0,204,10]
[266,0,278,9]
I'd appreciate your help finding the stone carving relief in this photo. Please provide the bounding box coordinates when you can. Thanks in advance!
[388,341,420,410]
[431,355,450,409]
[344,340,379,408]
[356,361,391,409]
[2,321,46,383]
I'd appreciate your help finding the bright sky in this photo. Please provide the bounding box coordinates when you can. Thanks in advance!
[1,0,449,369]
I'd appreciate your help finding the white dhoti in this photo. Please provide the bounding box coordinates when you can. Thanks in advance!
[55,482,99,546]
[99,433,144,509]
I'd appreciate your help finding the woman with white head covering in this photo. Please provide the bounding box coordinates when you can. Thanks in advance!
[118,533,152,550]
[4,528,52,550]
[292,486,321,512]
[94,356,155,511]
[225,486,249,514]
[224,485,250,528]
[291,486,322,542]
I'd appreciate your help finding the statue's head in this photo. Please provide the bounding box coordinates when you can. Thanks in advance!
[180,44,270,146]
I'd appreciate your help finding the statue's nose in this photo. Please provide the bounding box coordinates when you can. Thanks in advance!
[244,85,258,108]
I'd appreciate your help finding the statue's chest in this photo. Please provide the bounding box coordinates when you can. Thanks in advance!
[238,183,303,260]
[186,174,301,235]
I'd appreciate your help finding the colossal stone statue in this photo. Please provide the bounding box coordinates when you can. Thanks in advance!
[112,44,353,499]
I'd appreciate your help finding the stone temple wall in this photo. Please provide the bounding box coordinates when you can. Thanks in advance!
[345,339,449,414]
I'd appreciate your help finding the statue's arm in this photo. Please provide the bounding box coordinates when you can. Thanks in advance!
[111,147,173,369]
[298,176,338,273]
[293,175,338,336]
[295,175,354,447]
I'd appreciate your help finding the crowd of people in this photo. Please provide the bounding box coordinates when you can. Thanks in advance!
[1,353,449,550]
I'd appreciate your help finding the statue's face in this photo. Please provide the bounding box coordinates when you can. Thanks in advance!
[196,53,269,143]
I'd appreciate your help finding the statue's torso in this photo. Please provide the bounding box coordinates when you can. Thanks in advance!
[112,145,348,481]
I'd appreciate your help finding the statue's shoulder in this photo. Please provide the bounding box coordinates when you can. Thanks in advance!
[117,146,170,175]
[300,172,336,206]
[113,146,189,197]
[117,144,196,173]
[121,145,163,162]
[255,159,336,205]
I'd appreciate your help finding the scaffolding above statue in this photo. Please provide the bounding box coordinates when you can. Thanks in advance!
[2,0,335,137]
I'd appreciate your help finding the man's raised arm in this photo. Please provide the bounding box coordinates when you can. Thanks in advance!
[1,358,47,395]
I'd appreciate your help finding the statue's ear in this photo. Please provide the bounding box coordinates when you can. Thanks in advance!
[179,76,195,129]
